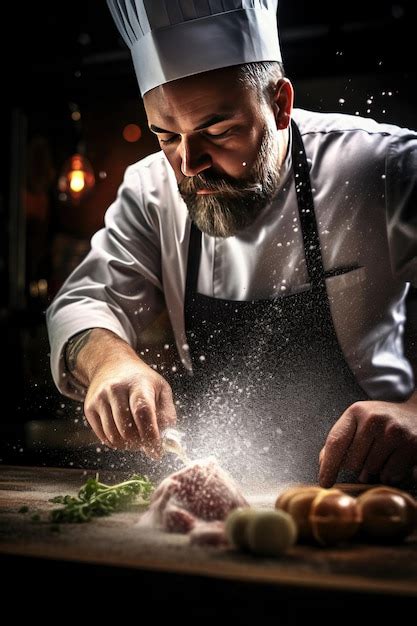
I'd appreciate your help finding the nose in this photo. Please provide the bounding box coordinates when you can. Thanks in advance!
[180,135,212,177]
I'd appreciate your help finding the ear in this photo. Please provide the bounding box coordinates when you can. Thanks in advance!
[271,78,294,130]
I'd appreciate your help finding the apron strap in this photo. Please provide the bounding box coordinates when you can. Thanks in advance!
[291,120,361,288]
[290,119,327,291]
[185,221,202,300]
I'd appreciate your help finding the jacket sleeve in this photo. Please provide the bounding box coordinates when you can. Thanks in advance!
[386,129,417,286]
[46,164,165,400]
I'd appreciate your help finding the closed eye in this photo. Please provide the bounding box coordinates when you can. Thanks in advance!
[159,128,232,145]
[159,135,179,145]
[204,129,231,139]
[204,128,232,140]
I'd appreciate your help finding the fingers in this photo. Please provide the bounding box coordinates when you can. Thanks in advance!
[97,399,126,448]
[380,446,416,484]
[342,418,384,476]
[109,393,143,450]
[129,389,162,458]
[84,407,113,448]
[158,384,177,431]
[319,407,358,487]
[86,394,142,450]
[319,400,417,487]
[350,415,415,483]
[84,370,177,459]
[129,382,178,456]
[361,433,402,480]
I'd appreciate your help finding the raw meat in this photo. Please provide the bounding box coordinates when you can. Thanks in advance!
[139,457,248,537]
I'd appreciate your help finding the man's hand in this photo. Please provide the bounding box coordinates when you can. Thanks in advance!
[319,392,417,487]
[66,329,177,457]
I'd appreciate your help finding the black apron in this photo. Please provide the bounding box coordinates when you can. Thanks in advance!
[169,121,367,488]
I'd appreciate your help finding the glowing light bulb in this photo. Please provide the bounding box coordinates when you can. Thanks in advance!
[58,153,95,202]
[69,170,86,192]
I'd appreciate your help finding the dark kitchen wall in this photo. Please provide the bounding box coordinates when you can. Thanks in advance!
[1,1,416,465]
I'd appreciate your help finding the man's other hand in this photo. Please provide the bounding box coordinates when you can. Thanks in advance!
[319,392,417,487]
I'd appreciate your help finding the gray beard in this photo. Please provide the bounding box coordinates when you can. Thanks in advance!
[178,125,281,238]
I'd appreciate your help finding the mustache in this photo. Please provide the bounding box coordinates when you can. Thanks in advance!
[178,172,263,196]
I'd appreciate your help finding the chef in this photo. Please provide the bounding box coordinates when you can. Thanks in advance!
[46,0,417,486]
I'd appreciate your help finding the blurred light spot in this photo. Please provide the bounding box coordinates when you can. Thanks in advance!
[58,154,95,201]
[123,124,142,142]
[29,279,48,298]
[69,170,85,192]
[38,279,48,296]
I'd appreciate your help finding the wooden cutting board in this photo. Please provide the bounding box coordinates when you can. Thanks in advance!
[1,465,416,597]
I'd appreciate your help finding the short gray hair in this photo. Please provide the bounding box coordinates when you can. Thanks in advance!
[237,61,285,103]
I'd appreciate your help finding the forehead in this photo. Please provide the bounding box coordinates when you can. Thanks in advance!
[143,66,257,124]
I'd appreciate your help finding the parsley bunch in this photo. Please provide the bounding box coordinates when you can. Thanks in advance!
[49,474,154,523]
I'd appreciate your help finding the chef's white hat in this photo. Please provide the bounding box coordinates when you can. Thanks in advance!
[107,1,282,96]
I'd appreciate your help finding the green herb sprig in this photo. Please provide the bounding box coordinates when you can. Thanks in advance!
[49,474,154,523]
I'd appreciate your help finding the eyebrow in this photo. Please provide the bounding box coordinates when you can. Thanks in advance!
[149,114,236,135]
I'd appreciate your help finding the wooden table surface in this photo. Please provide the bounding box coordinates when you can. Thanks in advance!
[1,464,417,602]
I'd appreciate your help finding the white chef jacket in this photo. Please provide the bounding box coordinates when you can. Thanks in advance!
[46,108,417,402]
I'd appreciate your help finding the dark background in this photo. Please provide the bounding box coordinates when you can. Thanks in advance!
[1,1,416,467]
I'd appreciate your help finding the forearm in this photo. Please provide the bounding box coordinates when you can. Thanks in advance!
[65,328,141,387]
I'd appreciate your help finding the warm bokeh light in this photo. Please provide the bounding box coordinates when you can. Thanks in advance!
[58,153,95,202]
[123,123,142,142]
[29,278,48,298]
[69,170,85,192]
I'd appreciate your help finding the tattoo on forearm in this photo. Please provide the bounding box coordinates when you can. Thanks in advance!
[65,330,93,373]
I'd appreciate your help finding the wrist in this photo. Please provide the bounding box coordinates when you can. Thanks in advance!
[65,328,138,386]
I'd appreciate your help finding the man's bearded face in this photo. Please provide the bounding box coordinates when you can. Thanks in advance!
[178,123,281,238]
